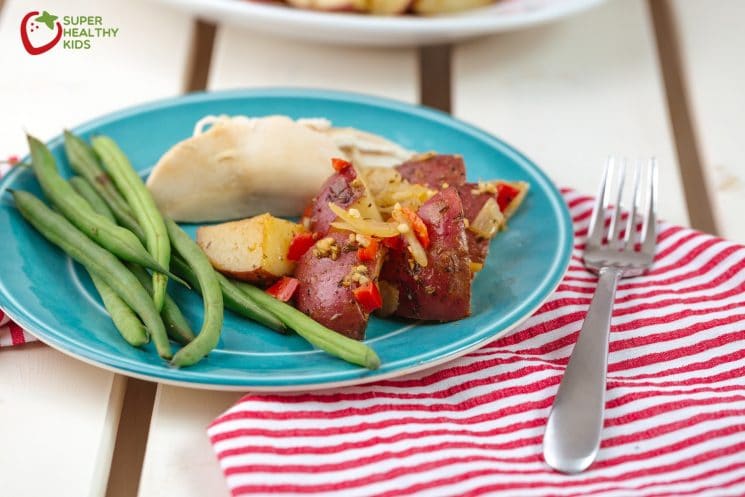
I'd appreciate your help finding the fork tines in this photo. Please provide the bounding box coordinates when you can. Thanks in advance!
[587,157,658,252]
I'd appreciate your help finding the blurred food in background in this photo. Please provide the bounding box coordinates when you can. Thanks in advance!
[250,0,497,16]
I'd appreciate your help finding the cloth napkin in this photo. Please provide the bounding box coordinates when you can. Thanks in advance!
[208,189,745,497]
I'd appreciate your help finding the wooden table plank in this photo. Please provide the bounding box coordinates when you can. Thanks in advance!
[138,27,419,497]
[139,388,239,497]
[452,0,690,227]
[0,344,124,497]
[207,24,418,100]
[0,1,193,495]
[669,0,745,242]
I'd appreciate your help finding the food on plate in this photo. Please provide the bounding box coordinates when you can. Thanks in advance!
[379,187,472,321]
[393,152,527,267]
[233,280,381,369]
[170,255,285,332]
[12,189,173,359]
[188,136,527,338]
[286,0,367,12]
[128,263,196,346]
[260,0,495,15]
[395,153,466,188]
[304,158,383,234]
[13,116,528,371]
[27,136,177,286]
[457,180,527,265]
[369,0,413,15]
[411,0,493,15]
[93,136,173,313]
[64,131,143,238]
[294,230,386,340]
[73,173,197,346]
[196,214,304,285]
[88,270,149,347]
[146,115,412,222]
[165,218,224,367]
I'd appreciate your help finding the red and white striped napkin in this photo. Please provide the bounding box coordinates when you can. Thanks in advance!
[0,309,34,347]
[208,189,745,497]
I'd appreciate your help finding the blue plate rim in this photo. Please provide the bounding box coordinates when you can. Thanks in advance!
[0,88,573,390]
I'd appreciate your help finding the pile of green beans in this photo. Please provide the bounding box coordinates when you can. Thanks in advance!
[12,190,171,358]
[13,132,381,370]
[64,131,144,239]
[27,136,182,287]
[92,136,171,312]
[70,172,194,346]
[128,263,195,346]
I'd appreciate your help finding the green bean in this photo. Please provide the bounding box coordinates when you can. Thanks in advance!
[67,179,146,345]
[165,219,223,367]
[89,271,149,347]
[12,190,172,359]
[233,282,380,370]
[63,131,143,238]
[128,263,195,345]
[170,255,286,333]
[69,176,115,223]
[92,136,171,312]
[26,136,182,286]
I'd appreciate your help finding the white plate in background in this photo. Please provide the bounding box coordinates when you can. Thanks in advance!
[154,0,607,46]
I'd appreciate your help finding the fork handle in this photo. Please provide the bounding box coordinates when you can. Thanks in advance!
[543,266,622,473]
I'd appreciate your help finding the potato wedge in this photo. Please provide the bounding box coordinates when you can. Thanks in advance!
[197,214,304,285]
[395,153,466,189]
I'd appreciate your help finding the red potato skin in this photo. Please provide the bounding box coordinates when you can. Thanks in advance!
[455,183,494,266]
[395,154,466,189]
[308,166,365,235]
[380,187,471,321]
[294,231,385,340]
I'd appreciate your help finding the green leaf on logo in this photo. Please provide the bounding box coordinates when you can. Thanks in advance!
[35,11,58,30]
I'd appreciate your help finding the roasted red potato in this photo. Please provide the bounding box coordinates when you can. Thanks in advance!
[395,154,466,189]
[456,184,493,266]
[197,214,304,286]
[380,187,471,321]
[294,231,386,340]
[307,164,366,235]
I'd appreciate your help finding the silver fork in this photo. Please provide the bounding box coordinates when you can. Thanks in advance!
[542,157,658,473]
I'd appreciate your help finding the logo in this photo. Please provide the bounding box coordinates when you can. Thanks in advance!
[20,10,119,55]
[20,10,62,55]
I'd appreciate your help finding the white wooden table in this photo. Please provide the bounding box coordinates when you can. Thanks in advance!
[1,1,741,496]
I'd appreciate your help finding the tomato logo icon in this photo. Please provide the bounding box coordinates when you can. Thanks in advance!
[20,10,62,55]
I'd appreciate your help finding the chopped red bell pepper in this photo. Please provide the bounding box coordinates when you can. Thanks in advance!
[353,281,382,313]
[496,183,521,211]
[357,238,379,262]
[287,232,315,261]
[382,235,403,251]
[266,277,299,302]
[331,158,352,172]
[401,207,430,249]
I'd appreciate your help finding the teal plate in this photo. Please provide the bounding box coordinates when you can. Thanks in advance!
[0,89,572,391]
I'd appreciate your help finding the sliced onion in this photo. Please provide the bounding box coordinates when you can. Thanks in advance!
[403,230,429,267]
[469,197,505,239]
[328,203,400,238]
[363,167,402,196]
[391,207,429,267]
